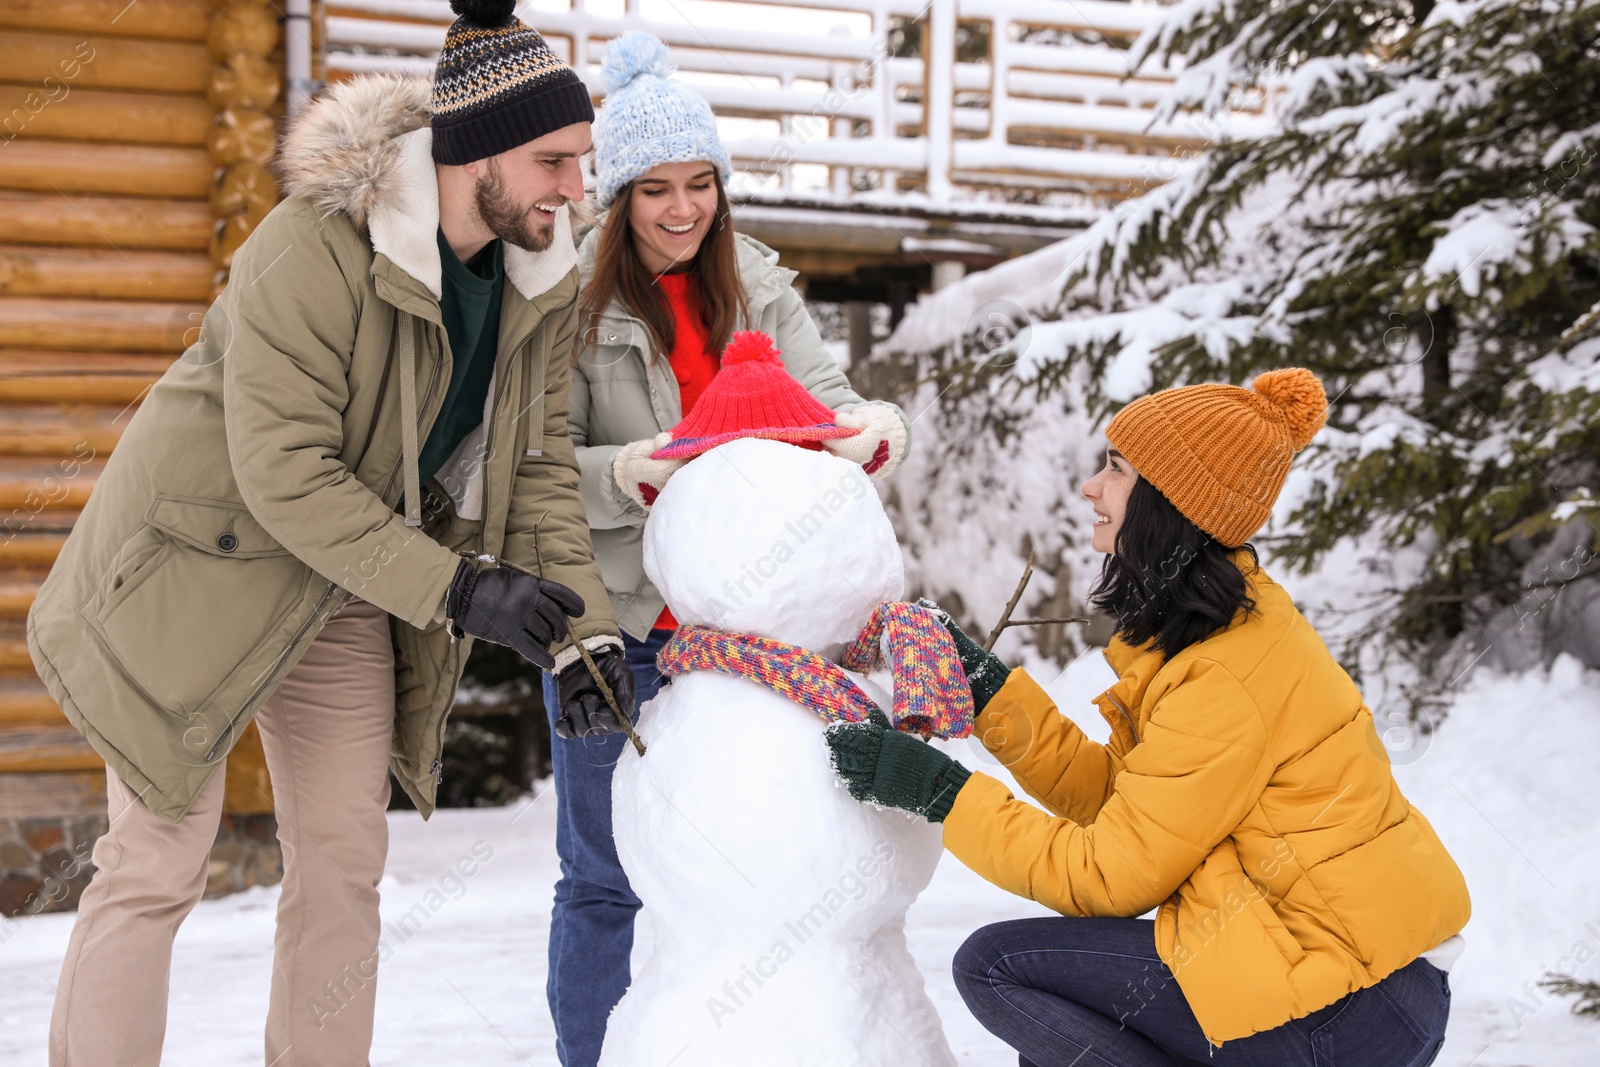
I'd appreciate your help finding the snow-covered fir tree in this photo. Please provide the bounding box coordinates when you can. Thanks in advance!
[1012,0,1600,684]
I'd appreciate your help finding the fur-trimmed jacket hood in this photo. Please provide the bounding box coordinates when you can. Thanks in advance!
[277,73,432,231]
[276,73,585,304]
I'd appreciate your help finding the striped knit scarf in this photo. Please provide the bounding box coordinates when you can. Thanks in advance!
[656,603,975,738]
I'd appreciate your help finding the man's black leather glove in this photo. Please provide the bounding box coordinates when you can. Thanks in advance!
[446,558,584,670]
[554,646,637,740]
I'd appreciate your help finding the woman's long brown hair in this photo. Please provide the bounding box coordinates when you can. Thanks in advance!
[576,172,748,365]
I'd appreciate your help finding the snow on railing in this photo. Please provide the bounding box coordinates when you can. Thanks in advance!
[317,0,1267,208]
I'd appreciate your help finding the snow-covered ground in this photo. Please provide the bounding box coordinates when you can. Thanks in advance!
[1,653,1596,1064]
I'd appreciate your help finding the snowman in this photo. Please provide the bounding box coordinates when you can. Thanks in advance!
[597,334,967,1066]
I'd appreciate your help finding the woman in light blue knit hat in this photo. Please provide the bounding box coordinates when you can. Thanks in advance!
[543,30,911,1067]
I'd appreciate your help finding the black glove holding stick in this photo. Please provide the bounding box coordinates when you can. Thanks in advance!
[554,644,637,742]
[446,555,641,748]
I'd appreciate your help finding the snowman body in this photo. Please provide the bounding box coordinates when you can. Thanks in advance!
[599,439,956,1066]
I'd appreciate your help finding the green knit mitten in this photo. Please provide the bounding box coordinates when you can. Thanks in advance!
[825,709,973,822]
[917,599,1012,714]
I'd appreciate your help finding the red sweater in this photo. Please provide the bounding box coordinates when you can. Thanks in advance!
[652,271,717,631]
[656,272,716,428]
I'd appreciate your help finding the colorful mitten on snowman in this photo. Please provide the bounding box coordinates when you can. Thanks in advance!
[822,400,909,478]
[916,599,1014,714]
[612,432,679,510]
[825,709,972,822]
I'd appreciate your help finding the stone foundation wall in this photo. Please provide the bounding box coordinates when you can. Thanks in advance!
[205,814,284,898]
[0,816,101,918]
[0,814,283,919]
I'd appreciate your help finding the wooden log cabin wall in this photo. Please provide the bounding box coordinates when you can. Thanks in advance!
[0,0,288,918]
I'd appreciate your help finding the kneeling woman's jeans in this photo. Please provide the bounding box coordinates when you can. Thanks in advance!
[953,917,1449,1067]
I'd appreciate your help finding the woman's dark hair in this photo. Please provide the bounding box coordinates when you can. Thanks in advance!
[1089,477,1257,659]
[576,170,748,364]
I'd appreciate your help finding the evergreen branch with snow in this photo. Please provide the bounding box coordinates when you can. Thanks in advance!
[1541,974,1600,1019]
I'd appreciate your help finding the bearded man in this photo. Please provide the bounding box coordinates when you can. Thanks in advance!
[25,2,635,1063]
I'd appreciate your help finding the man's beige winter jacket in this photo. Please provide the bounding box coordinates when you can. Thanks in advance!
[27,75,615,821]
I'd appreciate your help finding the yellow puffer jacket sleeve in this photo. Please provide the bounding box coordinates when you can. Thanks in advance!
[944,660,1274,918]
[974,669,1123,824]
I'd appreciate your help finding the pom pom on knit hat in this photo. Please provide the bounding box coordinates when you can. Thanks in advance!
[602,31,675,93]
[592,33,732,207]
[1250,367,1327,451]
[1104,368,1329,548]
[649,331,859,460]
[720,330,783,368]
[448,0,515,24]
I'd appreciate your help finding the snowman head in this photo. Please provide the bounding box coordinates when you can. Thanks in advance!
[644,437,904,652]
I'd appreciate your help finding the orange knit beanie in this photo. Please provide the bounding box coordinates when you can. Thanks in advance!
[1104,368,1328,547]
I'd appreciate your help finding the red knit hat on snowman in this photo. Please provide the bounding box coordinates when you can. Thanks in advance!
[613,331,908,508]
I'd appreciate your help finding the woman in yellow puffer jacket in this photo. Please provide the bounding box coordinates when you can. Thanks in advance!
[826,369,1470,1066]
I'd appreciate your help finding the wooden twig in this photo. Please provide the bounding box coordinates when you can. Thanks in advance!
[1001,616,1092,630]
[984,549,1091,650]
[573,637,647,757]
[984,547,1035,651]
[988,615,1092,644]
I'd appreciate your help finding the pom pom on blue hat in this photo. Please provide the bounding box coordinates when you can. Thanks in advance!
[592,32,732,208]
[601,30,675,92]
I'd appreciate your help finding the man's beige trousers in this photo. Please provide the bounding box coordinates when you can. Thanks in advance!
[50,596,397,1066]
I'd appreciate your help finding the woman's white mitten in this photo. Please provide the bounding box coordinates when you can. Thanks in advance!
[823,401,908,478]
[613,433,681,509]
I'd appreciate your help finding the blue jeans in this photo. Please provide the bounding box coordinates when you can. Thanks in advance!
[542,628,670,1067]
[953,917,1450,1067]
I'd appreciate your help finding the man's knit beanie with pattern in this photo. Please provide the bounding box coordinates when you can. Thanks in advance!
[592,32,732,207]
[1105,368,1329,547]
[431,0,596,165]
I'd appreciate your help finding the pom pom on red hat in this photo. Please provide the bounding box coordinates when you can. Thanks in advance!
[719,330,784,367]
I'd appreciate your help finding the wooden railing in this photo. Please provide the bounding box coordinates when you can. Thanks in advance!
[320,0,1267,210]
